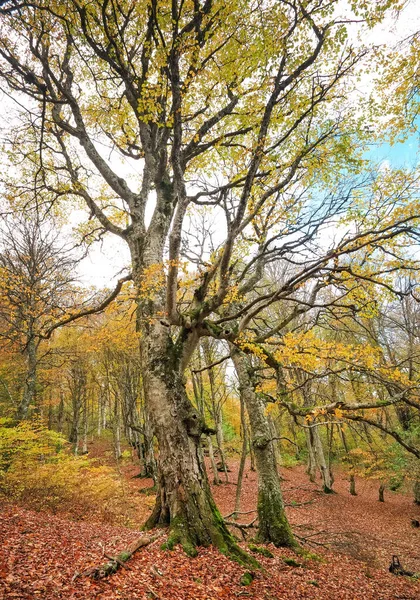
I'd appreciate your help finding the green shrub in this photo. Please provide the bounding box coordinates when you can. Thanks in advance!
[0,418,142,526]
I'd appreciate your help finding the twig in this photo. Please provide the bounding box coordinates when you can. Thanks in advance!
[223,509,257,519]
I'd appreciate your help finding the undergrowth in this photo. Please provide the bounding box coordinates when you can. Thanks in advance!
[0,417,142,526]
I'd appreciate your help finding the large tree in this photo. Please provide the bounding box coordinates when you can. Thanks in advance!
[0,0,419,557]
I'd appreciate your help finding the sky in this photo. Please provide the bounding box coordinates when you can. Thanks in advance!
[368,131,419,170]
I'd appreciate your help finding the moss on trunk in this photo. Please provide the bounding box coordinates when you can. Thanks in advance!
[231,349,296,549]
[257,486,296,548]
[155,492,257,566]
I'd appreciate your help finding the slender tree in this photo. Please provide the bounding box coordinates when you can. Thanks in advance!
[0,212,82,419]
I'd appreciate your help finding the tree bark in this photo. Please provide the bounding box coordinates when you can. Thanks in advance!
[207,435,220,485]
[16,337,37,420]
[414,480,420,505]
[349,473,357,496]
[231,349,295,547]
[299,373,333,493]
[311,424,334,493]
[234,394,248,517]
[141,322,253,564]
[379,483,385,502]
[304,428,317,483]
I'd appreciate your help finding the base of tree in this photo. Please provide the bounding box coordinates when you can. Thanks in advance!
[145,491,257,567]
[256,494,297,549]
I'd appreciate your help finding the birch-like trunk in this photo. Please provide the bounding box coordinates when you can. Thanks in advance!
[304,428,317,483]
[234,393,248,517]
[311,424,334,493]
[300,375,333,493]
[231,350,295,547]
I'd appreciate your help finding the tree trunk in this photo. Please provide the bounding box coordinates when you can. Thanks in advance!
[57,391,64,433]
[299,373,333,493]
[82,396,88,455]
[16,337,37,420]
[379,483,385,502]
[248,426,256,472]
[215,417,229,481]
[141,321,253,564]
[234,394,248,517]
[207,435,220,485]
[311,424,334,493]
[414,480,420,505]
[191,367,220,485]
[113,395,122,461]
[304,429,317,483]
[231,350,295,548]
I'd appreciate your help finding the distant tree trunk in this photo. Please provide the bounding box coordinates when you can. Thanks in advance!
[68,362,86,454]
[413,480,420,505]
[234,393,248,517]
[191,367,220,485]
[379,484,385,502]
[82,396,89,454]
[57,391,64,433]
[232,349,295,547]
[338,426,356,495]
[97,390,103,437]
[215,416,229,481]
[349,474,357,496]
[207,435,220,485]
[201,339,229,479]
[311,424,334,493]
[268,414,282,465]
[304,429,317,483]
[113,395,122,460]
[16,337,37,420]
[248,426,256,472]
[299,373,333,493]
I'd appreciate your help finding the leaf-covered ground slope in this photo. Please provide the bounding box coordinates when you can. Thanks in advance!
[1,463,419,599]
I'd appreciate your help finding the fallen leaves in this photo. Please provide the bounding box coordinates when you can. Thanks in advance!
[0,462,419,599]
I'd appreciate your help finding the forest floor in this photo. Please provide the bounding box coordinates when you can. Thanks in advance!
[1,456,420,599]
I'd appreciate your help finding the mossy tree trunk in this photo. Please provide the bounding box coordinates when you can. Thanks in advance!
[140,319,253,565]
[231,349,295,548]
